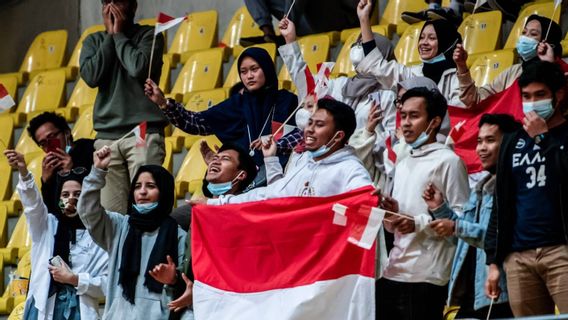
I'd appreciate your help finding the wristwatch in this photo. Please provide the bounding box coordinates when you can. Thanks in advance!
[535,133,546,144]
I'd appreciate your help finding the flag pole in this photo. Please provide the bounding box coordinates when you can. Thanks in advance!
[273,101,304,137]
[544,2,560,42]
[285,0,297,18]
[147,34,157,80]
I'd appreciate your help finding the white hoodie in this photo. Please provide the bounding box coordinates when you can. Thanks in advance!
[382,142,469,286]
[208,146,373,205]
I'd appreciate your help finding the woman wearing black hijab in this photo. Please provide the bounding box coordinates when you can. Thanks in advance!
[356,0,464,108]
[455,14,568,108]
[77,146,186,320]
[144,47,299,187]
[3,149,108,320]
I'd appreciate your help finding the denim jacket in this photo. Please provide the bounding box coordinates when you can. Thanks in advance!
[431,175,509,310]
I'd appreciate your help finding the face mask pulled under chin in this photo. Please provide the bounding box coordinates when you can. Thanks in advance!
[295,108,311,131]
[350,45,364,68]
[408,120,434,149]
[308,132,340,159]
[207,171,245,196]
[132,202,159,214]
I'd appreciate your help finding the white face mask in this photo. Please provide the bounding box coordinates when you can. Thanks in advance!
[295,108,311,131]
[350,45,364,68]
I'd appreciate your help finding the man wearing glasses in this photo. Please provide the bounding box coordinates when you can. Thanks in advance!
[27,112,95,216]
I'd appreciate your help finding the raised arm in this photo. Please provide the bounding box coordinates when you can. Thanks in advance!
[4,150,49,244]
[77,146,124,251]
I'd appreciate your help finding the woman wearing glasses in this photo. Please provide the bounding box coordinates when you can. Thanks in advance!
[3,150,108,320]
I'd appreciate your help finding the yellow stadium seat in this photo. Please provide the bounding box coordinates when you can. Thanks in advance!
[562,32,568,57]
[379,0,428,38]
[0,206,8,248]
[443,305,460,320]
[278,34,331,88]
[223,43,277,90]
[166,88,228,152]
[0,251,31,315]
[469,49,516,87]
[339,25,389,43]
[166,10,219,66]
[334,26,389,77]
[7,301,25,320]
[0,116,15,155]
[64,77,98,120]
[503,1,560,51]
[14,126,41,157]
[0,164,12,203]
[0,69,66,127]
[220,6,264,50]
[394,21,424,66]
[162,139,174,172]
[0,75,18,105]
[458,11,502,56]
[168,48,224,103]
[159,55,172,94]
[175,136,221,198]
[8,30,68,85]
[65,25,106,81]
[72,106,97,140]
[0,214,32,264]
[0,152,43,217]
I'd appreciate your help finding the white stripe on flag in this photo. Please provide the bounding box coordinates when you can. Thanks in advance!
[474,0,488,10]
[0,95,15,112]
[555,0,562,8]
[193,275,375,320]
[348,207,385,250]
[155,16,186,35]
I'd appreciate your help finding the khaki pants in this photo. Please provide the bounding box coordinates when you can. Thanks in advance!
[94,133,165,214]
[504,244,568,317]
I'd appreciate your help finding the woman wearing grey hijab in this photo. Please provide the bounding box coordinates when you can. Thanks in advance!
[278,17,397,132]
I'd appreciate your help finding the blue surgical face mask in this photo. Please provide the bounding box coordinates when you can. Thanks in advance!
[308,132,340,159]
[523,98,555,120]
[132,202,158,214]
[408,120,434,149]
[516,35,539,61]
[421,39,458,64]
[207,171,245,196]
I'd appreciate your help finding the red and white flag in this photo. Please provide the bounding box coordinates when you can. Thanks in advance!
[132,121,147,147]
[445,119,467,148]
[295,65,316,102]
[448,80,523,173]
[192,186,378,320]
[271,121,296,141]
[0,83,15,112]
[155,12,187,35]
[313,62,335,100]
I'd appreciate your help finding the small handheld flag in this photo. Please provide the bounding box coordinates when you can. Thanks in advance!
[148,12,187,79]
[0,84,15,112]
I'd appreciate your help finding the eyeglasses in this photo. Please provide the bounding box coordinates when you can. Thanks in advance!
[58,167,87,177]
[38,130,62,149]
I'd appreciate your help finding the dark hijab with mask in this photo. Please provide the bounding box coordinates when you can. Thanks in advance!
[118,165,179,304]
[199,47,298,166]
[526,15,562,59]
[420,19,462,84]
[49,171,88,295]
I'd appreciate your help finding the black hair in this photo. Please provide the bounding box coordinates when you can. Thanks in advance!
[27,112,71,145]
[315,98,357,144]
[478,113,522,133]
[518,60,566,93]
[217,143,258,192]
[400,87,448,132]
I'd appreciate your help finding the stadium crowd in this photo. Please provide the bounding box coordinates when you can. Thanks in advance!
[2,0,568,319]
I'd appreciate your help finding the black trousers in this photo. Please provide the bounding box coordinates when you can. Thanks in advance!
[376,278,448,320]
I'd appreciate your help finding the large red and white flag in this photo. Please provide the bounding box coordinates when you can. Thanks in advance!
[448,80,523,173]
[445,119,467,148]
[132,121,147,147]
[155,12,187,35]
[191,186,378,320]
[0,83,15,112]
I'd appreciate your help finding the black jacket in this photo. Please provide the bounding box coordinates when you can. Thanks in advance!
[485,122,568,265]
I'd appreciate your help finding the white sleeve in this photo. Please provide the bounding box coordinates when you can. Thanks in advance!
[264,156,284,185]
[18,174,49,244]
[355,47,418,91]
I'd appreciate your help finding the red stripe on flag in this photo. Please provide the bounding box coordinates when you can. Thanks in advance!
[192,186,377,293]
[0,84,8,98]
[271,121,284,141]
[385,136,397,163]
[157,12,175,24]
[304,66,315,97]
[448,79,523,173]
